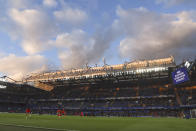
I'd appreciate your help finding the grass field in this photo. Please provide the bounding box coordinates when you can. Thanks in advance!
[0,113,195,131]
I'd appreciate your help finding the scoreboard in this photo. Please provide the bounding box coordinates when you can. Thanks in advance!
[172,67,189,85]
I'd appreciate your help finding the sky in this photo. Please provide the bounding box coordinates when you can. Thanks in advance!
[0,0,196,80]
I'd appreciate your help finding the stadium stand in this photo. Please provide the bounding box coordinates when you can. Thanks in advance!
[0,56,196,118]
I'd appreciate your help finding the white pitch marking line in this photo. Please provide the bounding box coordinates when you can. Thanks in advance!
[0,122,80,131]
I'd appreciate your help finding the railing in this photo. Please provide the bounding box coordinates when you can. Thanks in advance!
[36,95,175,101]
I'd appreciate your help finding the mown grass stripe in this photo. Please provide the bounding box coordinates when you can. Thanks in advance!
[0,122,80,131]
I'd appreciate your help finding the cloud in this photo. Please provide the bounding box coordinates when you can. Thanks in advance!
[0,1,123,78]
[0,52,5,58]
[8,8,55,54]
[117,7,196,61]
[43,0,57,8]
[53,26,120,69]
[2,1,109,71]
[0,54,47,80]
[4,2,88,56]
[155,0,196,6]
[54,29,93,68]
[1,0,196,82]
[54,7,88,25]
[6,0,32,9]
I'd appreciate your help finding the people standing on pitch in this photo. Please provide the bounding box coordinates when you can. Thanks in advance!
[61,109,66,117]
[57,109,62,119]
[26,108,31,120]
[80,111,84,117]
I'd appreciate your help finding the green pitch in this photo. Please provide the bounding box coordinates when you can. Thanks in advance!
[0,113,195,131]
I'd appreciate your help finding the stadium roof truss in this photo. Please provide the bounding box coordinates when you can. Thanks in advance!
[22,56,176,91]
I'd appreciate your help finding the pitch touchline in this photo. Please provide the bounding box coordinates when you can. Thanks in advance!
[0,122,80,131]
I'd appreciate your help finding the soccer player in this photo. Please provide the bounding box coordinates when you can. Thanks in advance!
[61,109,66,116]
[26,108,31,120]
[57,109,62,119]
[80,111,84,117]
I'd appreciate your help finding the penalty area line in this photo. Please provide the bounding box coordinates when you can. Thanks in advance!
[0,122,80,131]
